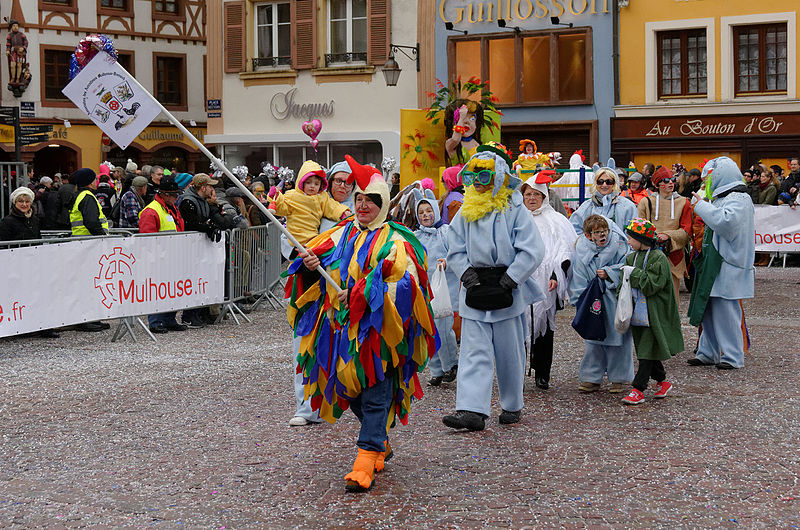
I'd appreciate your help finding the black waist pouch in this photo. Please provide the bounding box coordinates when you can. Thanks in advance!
[464,266,514,311]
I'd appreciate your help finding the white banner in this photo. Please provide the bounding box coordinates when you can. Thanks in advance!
[62,51,161,150]
[0,233,225,337]
[754,204,800,252]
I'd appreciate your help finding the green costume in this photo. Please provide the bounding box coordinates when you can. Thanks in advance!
[625,249,685,360]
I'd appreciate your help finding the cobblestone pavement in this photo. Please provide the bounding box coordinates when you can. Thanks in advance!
[1,268,799,528]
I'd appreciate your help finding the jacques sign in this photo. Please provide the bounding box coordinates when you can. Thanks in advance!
[270,88,335,121]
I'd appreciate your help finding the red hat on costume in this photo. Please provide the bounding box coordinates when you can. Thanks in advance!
[345,155,390,230]
[651,165,672,186]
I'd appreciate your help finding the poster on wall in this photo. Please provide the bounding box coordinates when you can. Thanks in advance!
[62,51,162,149]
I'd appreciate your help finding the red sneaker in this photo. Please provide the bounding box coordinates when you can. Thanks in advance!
[653,381,673,399]
[621,388,645,405]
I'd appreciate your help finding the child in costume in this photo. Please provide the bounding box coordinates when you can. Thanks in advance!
[413,188,459,386]
[440,164,464,224]
[620,218,684,405]
[512,139,561,174]
[285,155,437,492]
[687,156,754,370]
[442,142,544,431]
[570,214,634,393]
[268,160,351,246]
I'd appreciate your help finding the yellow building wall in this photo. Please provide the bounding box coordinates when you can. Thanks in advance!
[618,0,799,105]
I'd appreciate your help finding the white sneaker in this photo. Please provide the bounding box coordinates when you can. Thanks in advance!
[289,416,310,426]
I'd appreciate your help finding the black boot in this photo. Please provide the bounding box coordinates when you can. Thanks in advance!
[442,410,485,431]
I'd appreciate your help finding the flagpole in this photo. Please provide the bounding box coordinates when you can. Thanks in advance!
[120,69,343,293]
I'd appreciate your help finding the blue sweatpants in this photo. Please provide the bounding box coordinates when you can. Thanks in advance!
[578,332,635,384]
[429,314,459,377]
[455,314,527,417]
[695,297,748,368]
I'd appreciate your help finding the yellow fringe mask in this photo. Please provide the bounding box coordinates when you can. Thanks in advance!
[460,184,514,222]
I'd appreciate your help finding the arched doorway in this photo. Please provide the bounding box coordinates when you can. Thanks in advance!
[149,146,190,173]
[107,145,144,170]
[33,145,78,177]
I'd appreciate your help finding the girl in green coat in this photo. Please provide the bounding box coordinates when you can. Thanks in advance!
[620,218,685,405]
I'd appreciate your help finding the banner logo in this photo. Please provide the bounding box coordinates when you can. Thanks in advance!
[94,247,136,309]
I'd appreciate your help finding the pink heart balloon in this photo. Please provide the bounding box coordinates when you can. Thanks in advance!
[301,119,322,140]
[310,138,319,151]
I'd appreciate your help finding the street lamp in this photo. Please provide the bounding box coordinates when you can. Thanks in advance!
[497,19,521,34]
[382,43,420,87]
[550,16,573,28]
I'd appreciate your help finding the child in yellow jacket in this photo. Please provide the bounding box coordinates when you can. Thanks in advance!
[268,160,352,246]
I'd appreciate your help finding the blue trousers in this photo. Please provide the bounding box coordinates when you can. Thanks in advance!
[292,336,320,422]
[455,314,527,417]
[148,312,178,328]
[429,314,459,377]
[578,332,635,384]
[349,373,393,452]
[696,297,748,368]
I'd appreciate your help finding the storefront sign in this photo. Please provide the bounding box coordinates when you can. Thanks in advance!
[755,205,800,253]
[438,0,609,23]
[136,127,205,146]
[207,99,221,111]
[613,114,800,139]
[270,88,335,121]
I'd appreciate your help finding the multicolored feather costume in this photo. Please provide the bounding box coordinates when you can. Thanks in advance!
[284,219,439,427]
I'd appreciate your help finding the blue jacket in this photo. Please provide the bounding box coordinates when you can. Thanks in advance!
[447,192,545,323]
[570,192,638,236]
[694,156,755,299]
[570,221,630,346]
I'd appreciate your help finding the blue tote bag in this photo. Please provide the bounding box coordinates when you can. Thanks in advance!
[571,276,607,341]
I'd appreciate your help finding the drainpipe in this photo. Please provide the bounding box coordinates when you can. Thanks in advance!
[612,0,620,107]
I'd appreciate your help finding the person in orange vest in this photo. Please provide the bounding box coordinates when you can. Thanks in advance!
[620,172,650,205]
[139,176,187,334]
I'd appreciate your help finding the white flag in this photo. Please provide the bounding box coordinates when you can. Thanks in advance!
[62,51,162,150]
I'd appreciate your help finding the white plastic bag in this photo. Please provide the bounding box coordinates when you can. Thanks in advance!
[429,262,453,319]
[614,266,633,334]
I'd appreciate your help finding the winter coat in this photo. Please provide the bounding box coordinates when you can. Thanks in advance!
[624,249,684,361]
[570,191,638,235]
[0,206,41,241]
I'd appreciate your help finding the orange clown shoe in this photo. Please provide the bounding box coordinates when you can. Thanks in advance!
[374,440,393,473]
[344,448,381,492]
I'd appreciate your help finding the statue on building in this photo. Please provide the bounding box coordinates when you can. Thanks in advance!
[6,18,29,97]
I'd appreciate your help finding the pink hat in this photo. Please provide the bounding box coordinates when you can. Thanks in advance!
[420,178,435,191]
[442,164,463,191]
[98,163,111,176]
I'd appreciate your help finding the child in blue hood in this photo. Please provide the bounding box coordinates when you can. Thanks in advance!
[413,188,459,386]
[570,214,634,393]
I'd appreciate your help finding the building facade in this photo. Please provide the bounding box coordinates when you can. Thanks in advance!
[0,0,207,176]
[434,0,617,165]
[205,0,421,173]
[613,0,798,171]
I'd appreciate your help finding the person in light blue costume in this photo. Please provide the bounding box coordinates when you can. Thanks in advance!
[287,160,355,426]
[570,214,634,393]
[570,159,638,235]
[442,143,544,431]
[687,156,754,370]
[413,188,460,386]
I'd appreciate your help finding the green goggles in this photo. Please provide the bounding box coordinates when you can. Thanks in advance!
[462,169,495,187]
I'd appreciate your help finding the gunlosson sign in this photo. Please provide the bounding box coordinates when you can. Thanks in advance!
[0,233,225,337]
[439,0,610,23]
[612,114,800,140]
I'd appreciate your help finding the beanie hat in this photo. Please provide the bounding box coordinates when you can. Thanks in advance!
[651,165,673,186]
[125,159,138,172]
[72,168,97,188]
[98,163,111,177]
[345,154,390,231]
[420,178,435,192]
[327,160,353,178]
[174,172,193,189]
[10,186,34,204]
[625,218,658,246]
[627,171,644,182]
[296,160,328,193]
[441,164,463,191]
[39,176,53,186]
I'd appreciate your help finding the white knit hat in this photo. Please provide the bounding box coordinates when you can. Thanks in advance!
[10,186,34,204]
[125,159,138,172]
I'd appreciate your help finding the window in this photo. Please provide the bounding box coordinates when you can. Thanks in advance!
[326,0,367,66]
[154,55,186,109]
[449,29,593,106]
[117,52,134,75]
[43,49,72,101]
[734,23,787,95]
[657,29,707,97]
[43,0,72,4]
[155,0,179,13]
[254,2,291,69]
[100,0,127,8]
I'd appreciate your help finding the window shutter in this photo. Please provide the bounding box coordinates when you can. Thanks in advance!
[368,0,391,65]
[292,0,317,70]
[224,1,246,73]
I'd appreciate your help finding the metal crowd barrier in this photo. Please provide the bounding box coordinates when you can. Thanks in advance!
[219,222,285,324]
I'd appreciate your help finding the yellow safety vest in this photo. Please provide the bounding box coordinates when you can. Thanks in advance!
[70,189,109,235]
[139,199,177,232]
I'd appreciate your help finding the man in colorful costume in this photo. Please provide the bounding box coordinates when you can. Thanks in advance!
[687,156,754,370]
[442,143,545,431]
[284,155,437,492]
